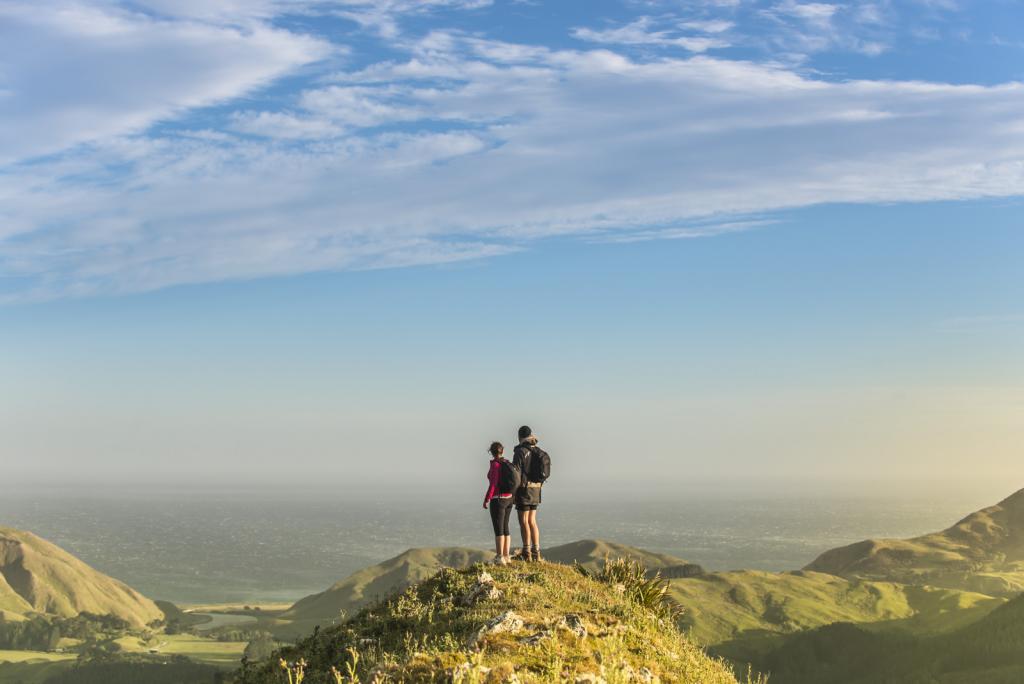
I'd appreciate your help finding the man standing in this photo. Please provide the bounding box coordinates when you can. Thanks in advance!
[513,425,550,562]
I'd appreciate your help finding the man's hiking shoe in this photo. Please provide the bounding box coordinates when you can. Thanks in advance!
[533,551,543,562]
[513,549,530,561]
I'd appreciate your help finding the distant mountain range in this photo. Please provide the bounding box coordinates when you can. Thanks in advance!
[0,527,162,628]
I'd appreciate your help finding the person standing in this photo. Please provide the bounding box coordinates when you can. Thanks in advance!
[483,442,516,565]
[513,425,550,562]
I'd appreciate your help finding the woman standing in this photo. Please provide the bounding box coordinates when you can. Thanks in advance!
[483,441,515,565]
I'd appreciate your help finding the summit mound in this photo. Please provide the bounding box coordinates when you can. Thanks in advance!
[805,488,1024,595]
[283,539,700,622]
[241,560,744,684]
[0,527,162,627]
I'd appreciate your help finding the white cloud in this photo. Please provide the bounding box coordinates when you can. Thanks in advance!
[0,0,332,163]
[760,0,893,58]
[229,111,345,139]
[772,1,839,29]
[326,0,494,39]
[680,19,734,33]
[4,32,1024,300]
[572,17,731,52]
[593,219,777,244]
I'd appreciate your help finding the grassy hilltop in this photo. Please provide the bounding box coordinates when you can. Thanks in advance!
[241,560,746,684]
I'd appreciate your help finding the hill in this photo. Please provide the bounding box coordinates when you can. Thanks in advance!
[281,547,493,622]
[0,527,162,628]
[805,488,1024,595]
[749,593,1024,683]
[240,560,747,684]
[667,569,1003,648]
[282,539,700,622]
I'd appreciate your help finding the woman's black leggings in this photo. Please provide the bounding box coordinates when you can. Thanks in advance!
[489,497,513,536]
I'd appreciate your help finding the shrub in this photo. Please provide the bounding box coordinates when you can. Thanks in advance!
[576,557,684,622]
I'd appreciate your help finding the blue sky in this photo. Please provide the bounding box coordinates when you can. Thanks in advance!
[0,0,1022,492]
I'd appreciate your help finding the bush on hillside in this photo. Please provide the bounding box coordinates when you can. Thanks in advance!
[576,557,684,622]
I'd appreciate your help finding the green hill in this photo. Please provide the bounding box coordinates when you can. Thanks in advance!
[0,527,162,628]
[805,488,1024,595]
[281,547,493,622]
[240,560,747,684]
[749,593,1024,683]
[282,539,700,622]
[668,569,1003,648]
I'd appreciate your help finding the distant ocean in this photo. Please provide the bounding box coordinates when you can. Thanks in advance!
[0,487,996,605]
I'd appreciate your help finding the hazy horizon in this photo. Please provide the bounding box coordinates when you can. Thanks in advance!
[1,483,1012,605]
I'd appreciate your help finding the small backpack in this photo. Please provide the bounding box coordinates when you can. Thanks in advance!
[525,446,551,483]
[497,459,523,492]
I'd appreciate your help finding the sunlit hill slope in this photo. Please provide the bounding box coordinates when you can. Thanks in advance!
[0,527,162,628]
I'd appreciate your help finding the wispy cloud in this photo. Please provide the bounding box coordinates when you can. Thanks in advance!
[592,219,778,244]
[572,16,731,53]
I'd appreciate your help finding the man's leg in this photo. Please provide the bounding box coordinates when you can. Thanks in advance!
[518,509,532,557]
[529,510,541,560]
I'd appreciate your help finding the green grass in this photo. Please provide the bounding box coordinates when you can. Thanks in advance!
[0,650,76,664]
[740,593,1024,683]
[0,653,76,684]
[112,633,247,667]
[0,660,74,684]
[241,561,753,684]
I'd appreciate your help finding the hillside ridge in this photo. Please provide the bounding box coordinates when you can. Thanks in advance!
[0,526,163,627]
[804,488,1024,595]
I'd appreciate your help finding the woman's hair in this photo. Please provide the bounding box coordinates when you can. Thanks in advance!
[489,442,504,457]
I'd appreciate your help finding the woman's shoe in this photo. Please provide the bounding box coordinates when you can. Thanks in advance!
[492,555,504,565]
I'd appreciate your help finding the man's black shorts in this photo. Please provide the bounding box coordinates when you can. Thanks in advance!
[516,503,539,511]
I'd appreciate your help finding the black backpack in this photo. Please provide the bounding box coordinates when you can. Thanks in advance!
[524,446,551,483]
[497,459,523,492]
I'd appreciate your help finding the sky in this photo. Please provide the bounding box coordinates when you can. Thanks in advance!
[0,0,1022,496]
